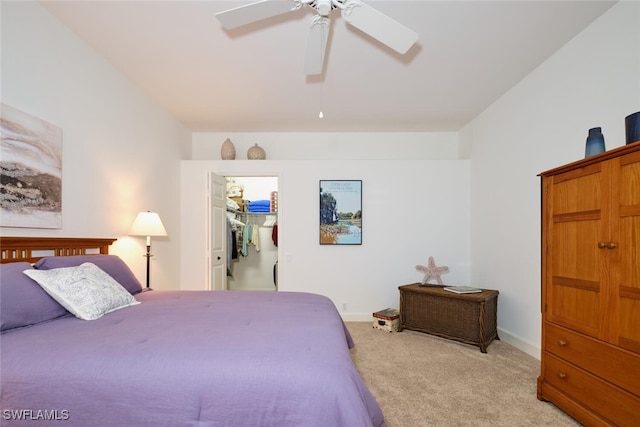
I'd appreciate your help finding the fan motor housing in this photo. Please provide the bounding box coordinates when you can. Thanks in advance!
[309,0,345,16]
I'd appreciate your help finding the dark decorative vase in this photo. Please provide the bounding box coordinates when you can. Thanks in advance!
[625,111,640,145]
[585,127,605,158]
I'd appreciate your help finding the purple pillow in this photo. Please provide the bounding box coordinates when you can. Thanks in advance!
[35,255,143,295]
[1,262,69,333]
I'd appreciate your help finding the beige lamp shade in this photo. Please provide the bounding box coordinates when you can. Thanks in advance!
[129,211,168,238]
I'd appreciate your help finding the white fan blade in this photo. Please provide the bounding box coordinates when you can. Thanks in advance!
[341,0,418,54]
[304,16,330,75]
[216,0,299,30]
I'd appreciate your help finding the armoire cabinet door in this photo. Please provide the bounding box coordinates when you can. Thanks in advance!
[544,162,610,339]
[611,151,640,355]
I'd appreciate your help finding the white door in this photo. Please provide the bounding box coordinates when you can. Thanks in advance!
[209,172,227,290]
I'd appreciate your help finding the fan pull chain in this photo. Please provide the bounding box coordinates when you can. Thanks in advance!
[319,21,325,119]
[319,82,324,119]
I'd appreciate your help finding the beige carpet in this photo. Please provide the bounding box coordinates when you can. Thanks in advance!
[345,322,581,427]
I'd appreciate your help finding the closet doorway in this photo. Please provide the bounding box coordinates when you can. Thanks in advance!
[225,176,278,291]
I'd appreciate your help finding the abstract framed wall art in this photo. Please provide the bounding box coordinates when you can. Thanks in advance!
[319,180,362,245]
[1,103,62,229]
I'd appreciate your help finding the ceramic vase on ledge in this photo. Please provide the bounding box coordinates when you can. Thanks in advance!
[220,138,236,160]
[585,127,605,158]
[247,143,266,160]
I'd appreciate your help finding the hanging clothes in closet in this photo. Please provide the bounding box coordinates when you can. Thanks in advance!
[242,222,261,255]
[226,213,244,276]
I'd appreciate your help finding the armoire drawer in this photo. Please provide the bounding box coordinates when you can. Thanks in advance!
[545,323,640,396]
[543,353,640,426]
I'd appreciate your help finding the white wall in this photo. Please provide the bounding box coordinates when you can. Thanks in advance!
[228,176,278,201]
[181,158,470,320]
[461,1,640,357]
[1,1,191,290]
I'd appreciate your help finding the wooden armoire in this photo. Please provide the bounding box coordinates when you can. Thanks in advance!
[537,141,640,426]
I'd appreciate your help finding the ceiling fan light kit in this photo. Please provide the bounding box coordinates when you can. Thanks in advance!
[315,0,333,16]
[215,0,418,75]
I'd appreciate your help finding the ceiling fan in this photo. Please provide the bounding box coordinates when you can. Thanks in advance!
[215,0,418,75]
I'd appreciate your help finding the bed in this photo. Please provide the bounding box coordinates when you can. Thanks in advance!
[0,237,385,427]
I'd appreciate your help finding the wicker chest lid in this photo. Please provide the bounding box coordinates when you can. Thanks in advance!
[398,283,498,301]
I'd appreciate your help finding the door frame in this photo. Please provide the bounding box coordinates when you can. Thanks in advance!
[180,160,283,291]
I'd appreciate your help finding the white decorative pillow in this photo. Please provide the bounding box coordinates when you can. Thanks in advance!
[23,262,140,320]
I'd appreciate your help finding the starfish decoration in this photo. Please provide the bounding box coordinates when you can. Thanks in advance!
[415,256,449,286]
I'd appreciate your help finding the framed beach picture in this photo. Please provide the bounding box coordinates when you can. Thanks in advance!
[0,103,63,229]
[319,180,362,245]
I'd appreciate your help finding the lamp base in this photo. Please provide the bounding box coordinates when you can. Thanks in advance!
[144,245,153,288]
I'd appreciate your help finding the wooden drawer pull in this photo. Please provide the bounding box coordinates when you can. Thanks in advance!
[598,241,618,249]
[558,339,567,347]
[558,372,567,380]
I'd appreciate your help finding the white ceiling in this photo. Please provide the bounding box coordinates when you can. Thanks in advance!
[39,0,616,132]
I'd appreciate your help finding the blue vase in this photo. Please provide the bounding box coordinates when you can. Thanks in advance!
[585,127,605,158]
[625,112,640,145]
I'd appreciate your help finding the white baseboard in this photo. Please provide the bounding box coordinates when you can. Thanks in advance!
[497,327,541,360]
[340,313,542,360]
[340,312,371,322]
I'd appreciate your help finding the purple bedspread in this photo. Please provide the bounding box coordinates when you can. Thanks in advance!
[1,291,385,426]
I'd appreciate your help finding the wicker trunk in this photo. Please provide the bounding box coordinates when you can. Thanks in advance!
[398,283,499,353]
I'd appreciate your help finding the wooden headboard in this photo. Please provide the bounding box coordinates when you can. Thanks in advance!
[0,237,117,264]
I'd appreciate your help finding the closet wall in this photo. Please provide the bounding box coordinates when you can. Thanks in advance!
[226,176,278,290]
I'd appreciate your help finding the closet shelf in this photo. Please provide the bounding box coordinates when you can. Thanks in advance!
[227,209,276,215]
[242,211,276,215]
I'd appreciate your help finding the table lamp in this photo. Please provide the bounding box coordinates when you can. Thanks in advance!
[129,211,167,288]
